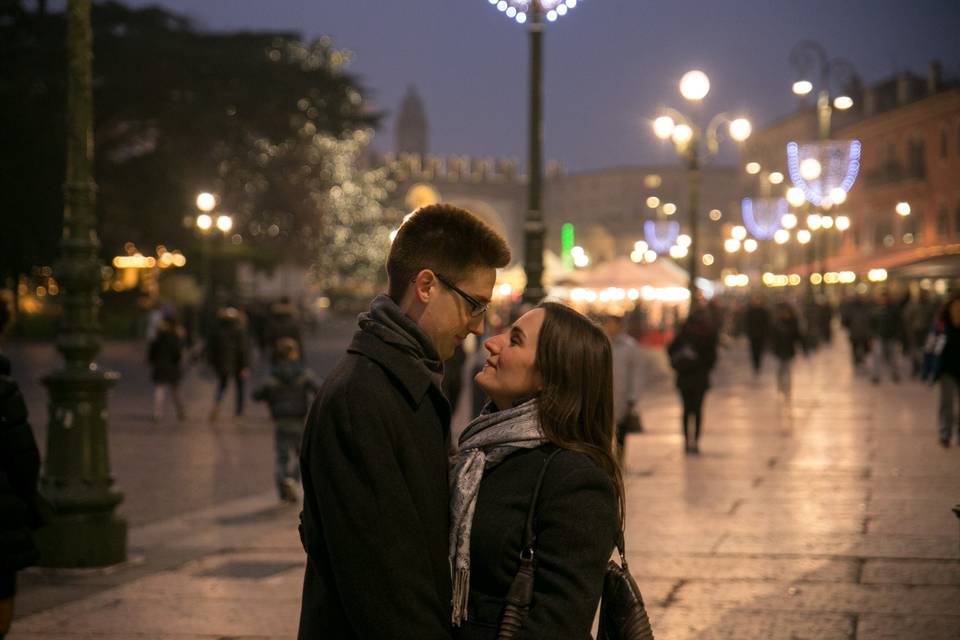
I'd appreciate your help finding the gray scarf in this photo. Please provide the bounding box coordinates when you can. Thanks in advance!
[358,294,444,389]
[449,398,546,626]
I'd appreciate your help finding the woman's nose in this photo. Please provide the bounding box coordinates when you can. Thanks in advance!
[483,335,500,355]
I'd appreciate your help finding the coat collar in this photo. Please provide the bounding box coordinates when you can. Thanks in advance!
[348,329,445,410]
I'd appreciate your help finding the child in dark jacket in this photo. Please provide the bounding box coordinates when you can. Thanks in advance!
[253,338,320,502]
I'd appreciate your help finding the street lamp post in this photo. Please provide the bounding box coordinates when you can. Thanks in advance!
[789,40,858,141]
[653,70,751,304]
[36,0,127,567]
[485,0,581,304]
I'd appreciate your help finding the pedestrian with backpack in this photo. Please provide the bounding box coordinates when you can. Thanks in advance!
[253,338,320,502]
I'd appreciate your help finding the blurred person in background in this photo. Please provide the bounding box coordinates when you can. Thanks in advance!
[903,290,939,378]
[933,294,960,448]
[769,302,805,399]
[147,314,187,422]
[743,294,770,376]
[870,291,903,384]
[668,305,719,454]
[206,307,251,421]
[601,314,645,461]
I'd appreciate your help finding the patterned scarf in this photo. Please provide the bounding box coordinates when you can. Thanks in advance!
[449,398,546,625]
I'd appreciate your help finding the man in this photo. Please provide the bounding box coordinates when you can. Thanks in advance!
[870,291,903,384]
[600,314,645,461]
[742,294,770,375]
[297,204,511,639]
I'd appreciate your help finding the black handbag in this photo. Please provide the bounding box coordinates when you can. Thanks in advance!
[498,450,654,640]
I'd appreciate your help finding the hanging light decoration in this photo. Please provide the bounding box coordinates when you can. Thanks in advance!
[487,0,581,24]
[741,197,786,240]
[786,140,861,207]
[644,219,681,253]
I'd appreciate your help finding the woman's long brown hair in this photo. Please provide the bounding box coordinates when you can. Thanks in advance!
[535,302,625,530]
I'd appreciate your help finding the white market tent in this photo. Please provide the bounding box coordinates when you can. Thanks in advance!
[575,256,688,290]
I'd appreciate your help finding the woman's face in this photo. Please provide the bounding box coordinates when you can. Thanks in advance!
[475,308,544,410]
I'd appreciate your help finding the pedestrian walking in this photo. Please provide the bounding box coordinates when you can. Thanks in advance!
[933,294,960,448]
[870,291,903,384]
[147,315,186,422]
[449,303,621,638]
[903,290,938,377]
[600,314,645,461]
[668,305,719,454]
[769,302,804,398]
[296,204,510,639]
[743,294,770,375]
[843,294,873,368]
[206,307,250,422]
[0,299,44,640]
[252,338,320,502]
[264,297,303,364]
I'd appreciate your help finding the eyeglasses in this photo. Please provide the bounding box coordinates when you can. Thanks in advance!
[435,272,488,318]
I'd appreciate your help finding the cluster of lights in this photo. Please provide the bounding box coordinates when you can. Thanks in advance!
[569,285,690,304]
[741,197,786,240]
[809,271,857,285]
[723,273,750,288]
[786,140,862,208]
[489,0,579,24]
[762,272,803,288]
[113,247,186,270]
[868,268,888,282]
[791,79,853,111]
[571,245,590,268]
[196,214,233,233]
[630,240,658,264]
[724,226,758,253]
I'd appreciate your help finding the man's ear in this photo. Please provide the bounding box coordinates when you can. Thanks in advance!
[413,269,436,305]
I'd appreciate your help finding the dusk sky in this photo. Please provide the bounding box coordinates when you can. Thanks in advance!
[108,1,960,170]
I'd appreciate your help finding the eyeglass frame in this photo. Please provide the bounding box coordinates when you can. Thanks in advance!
[433,272,489,318]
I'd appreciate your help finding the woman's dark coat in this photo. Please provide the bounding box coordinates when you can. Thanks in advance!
[452,445,619,640]
[148,328,184,384]
[770,311,803,361]
[0,353,42,573]
[297,329,452,639]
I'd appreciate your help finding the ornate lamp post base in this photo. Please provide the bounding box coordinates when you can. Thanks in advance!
[37,369,126,567]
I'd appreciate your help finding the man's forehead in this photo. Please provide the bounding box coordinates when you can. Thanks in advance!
[457,268,497,298]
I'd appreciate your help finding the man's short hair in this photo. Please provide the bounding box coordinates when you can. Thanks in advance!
[387,203,511,300]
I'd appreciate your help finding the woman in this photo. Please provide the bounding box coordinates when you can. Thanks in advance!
[935,294,960,447]
[667,307,718,454]
[449,302,622,639]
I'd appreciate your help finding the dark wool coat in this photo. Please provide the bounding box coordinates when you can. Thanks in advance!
[0,353,42,573]
[668,313,719,393]
[452,445,619,640]
[297,329,452,640]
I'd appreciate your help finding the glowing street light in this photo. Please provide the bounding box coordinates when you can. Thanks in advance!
[743,238,758,253]
[800,157,822,181]
[724,238,741,253]
[196,191,217,212]
[806,213,822,230]
[731,225,747,241]
[653,116,675,140]
[786,186,807,207]
[774,229,791,244]
[896,201,911,216]
[679,69,710,101]
[646,196,660,208]
[833,95,854,110]
[702,253,714,266]
[196,214,213,231]
[835,215,850,231]
[792,79,813,96]
[768,171,784,185]
[829,186,847,205]
[729,118,752,142]
[781,212,798,229]
[216,214,233,233]
[677,234,692,248]
[662,202,677,215]
[671,124,693,145]
[797,229,812,244]
[745,162,762,175]
[821,215,834,229]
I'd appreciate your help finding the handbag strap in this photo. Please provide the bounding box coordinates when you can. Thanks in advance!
[521,448,563,553]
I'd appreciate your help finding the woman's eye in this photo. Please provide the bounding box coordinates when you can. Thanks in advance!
[510,337,520,346]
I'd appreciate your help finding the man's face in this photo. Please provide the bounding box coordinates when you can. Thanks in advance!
[418,267,497,360]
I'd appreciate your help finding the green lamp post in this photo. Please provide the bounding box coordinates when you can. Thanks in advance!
[35,0,127,567]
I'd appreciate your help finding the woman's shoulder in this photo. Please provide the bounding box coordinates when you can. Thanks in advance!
[537,445,617,501]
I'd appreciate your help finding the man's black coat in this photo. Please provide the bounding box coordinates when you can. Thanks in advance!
[297,328,452,639]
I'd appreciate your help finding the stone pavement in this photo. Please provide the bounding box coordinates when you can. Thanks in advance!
[7,336,960,639]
